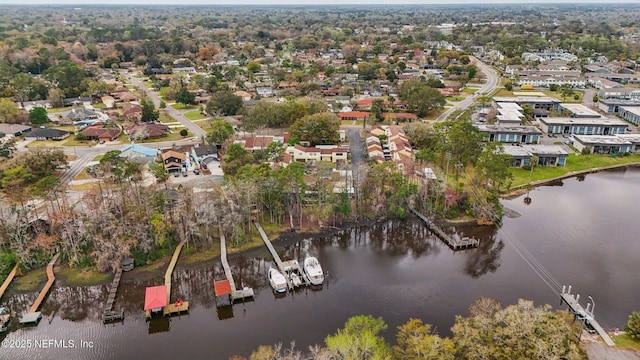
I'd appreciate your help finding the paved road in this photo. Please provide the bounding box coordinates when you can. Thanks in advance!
[436,57,500,122]
[120,70,207,139]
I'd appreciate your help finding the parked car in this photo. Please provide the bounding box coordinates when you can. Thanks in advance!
[193,169,200,175]
[173,172,179,177]
[182,170,188,177]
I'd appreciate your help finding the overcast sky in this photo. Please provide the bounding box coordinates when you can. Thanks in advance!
[6,0,639,5]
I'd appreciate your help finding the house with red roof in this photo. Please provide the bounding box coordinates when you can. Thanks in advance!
[80,126,122,142]
[337,111,370,121]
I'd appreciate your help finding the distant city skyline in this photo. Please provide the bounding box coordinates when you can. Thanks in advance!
[5,0,640,5]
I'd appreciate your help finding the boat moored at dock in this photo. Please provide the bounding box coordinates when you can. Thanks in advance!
[268,268,288,293]
[303,257,324,286]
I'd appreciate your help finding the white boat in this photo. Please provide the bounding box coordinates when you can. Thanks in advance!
[0,306,10,332]
[303,256,324,285]
[290,272,302,287]
[268,268,287,293]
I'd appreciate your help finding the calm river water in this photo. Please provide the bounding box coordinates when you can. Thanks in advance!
[2,168,640,359]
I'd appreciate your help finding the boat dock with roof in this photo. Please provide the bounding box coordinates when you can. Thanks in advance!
[214,226,254,306]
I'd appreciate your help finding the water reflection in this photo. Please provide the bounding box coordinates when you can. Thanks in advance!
[3,169,639,360]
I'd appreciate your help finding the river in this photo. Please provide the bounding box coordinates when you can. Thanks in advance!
[1,168,640,359]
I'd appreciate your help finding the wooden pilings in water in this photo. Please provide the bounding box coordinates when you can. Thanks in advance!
[410,209,479,250]
[560,285,615,347]
[102,267,124,323]
[163,241,189,316]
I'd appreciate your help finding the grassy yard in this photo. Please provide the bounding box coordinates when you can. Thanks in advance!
[446,96,465,102]
[14,267,47,291]
[612,333,640,351]
[170,103,199,110]
[73,168,94,181]
[184,110,206,120]
[461,88,477,94]
[193,119,212,132]
[510,154,640,188]
[56,266,111,286]
[159,111,177,124]
[46,107,69,113]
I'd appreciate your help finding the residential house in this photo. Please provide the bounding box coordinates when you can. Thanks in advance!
[233,91,252,101]
[0,124,32,137]
[337,111,369,121]
[235,135,275,152]
[285,144,348,164]
[161,150,187,173]
[24,128,70,141]
[123,104,143,121]
[80,126,122,142]
[191,143,218,167]
[256,87,274,98]
[125,123,171,140]
[119,142,158,160]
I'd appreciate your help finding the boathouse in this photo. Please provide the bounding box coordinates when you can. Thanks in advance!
[144,285,167,317]
[214,280,232,307]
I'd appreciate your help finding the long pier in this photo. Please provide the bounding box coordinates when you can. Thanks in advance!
[20,253,59,324]
[219,227,254,301]
[411,209,479,250]
[29,253,59,313]
[163,241,189,316]
[102,267,124,323]
[0,263,19,300]
[560,285,615,347]
[253,221,293,290]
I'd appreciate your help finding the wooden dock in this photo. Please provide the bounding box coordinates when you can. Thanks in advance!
[411,209,479,250]
[282,259,310,287]
[0,263,19,300]
[219,227,254,301]
[253,221,293,290]
[20,254,59,324]
[560,286,615,347]
[102,267,124,323]
[163,241,188,316]
[29,253,59,313]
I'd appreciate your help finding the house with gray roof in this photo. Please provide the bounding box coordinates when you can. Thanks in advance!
[24,128,70,141]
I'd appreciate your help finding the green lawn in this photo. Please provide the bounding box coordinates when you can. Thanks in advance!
[170,103,199,110]
[46,107,69,113]
[184,110,206,120]
[137,129,192,143]
[612,333,640,351]
[194,119,212,132]
[461,88,477,94]
[510,154,640,188]
[158,111,176,124]
[446,96,465,102]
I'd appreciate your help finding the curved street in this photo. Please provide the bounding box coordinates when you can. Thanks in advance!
[436,56,500,122]
[120,70,207,139]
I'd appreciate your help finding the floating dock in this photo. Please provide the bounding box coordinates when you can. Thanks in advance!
[411,209,479,250]
[162,241,188,316]
[219,227,254,302]
[102,267,124,323]
[253,221,294,290]
[0,263,19,300]
[20,253,59,324]
[560,285,615,347]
